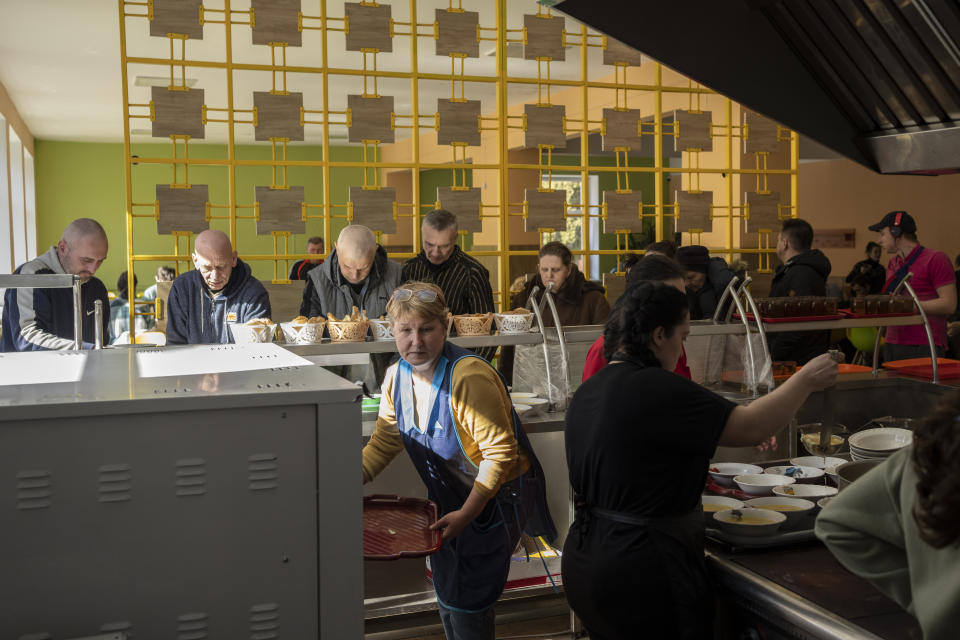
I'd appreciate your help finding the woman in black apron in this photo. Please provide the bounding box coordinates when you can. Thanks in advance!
[362,282,555,640]
[563,282,838,639]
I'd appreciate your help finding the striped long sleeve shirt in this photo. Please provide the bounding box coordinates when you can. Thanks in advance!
[401,246,496,361]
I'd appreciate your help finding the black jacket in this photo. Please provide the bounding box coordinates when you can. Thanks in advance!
[845,258,885,294]
[768,250,832,364]
[688,257,737,320]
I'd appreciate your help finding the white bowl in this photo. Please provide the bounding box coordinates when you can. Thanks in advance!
[713,508,786,537]
[520,397,549,415]
[817,497,834,510]
[510,392,538,400]
[513,403,534,418]
[745,497,816,528]
[368,318,394,341]
[772,484,838,499]
[279,320,323,344]
[789,456,846,470]
[733,474,796,496]
[824,464,840,484]
[764,465,826,483]
[848,427,913,453]
[708,463,763,488]
[493,311,535,335]
[228,321,277,344]
[702,496,745,524]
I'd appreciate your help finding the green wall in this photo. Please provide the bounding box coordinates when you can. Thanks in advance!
[35,141,367,293]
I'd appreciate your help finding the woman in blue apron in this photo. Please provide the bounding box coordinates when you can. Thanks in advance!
[362,282,555,639]
[563,282,838,639]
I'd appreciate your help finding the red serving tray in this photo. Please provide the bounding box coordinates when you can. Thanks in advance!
[733,312,844,323]
[882,357,960,370]
[839,309,917,319]
[363,494,442,561]
[894,364,960,380]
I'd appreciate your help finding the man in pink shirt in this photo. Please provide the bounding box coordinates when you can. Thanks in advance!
[869,210,957,361]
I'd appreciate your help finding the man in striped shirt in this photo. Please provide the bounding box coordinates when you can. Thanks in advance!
[401,209,496,361]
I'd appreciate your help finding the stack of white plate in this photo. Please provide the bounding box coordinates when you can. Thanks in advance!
[848,427,913,461]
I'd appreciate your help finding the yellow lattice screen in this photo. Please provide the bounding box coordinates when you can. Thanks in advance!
[117,0,796,328]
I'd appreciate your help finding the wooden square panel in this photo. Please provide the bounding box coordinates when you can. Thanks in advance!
[743,111,781,154]
[524,188,566,232]
[437,99,481,146]
[150,0,203,39]
[523,14,565,61]
[745,191,782,231]
[251,0,302,47]
[256,186,306,235]
[253,92,304,141]
[675,190,713,232]
[156,184,209,235]
[673,110,713,152]
[437,187,482,232]
[344,2,393,53]
[151,86,205,139]
[603,37,644,66]
[524,104,566,149]
[347,95,395,144]
[603,190,643,233]
[436,8,479,58]
[602,108,643,152]
[349,186,397,234]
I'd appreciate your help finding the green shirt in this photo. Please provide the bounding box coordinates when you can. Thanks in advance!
[816,447,960,640]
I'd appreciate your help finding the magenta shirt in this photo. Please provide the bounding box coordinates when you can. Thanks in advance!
[885,245,955,347]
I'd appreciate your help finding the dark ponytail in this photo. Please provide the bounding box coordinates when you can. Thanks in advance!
[602,281,688,368]
[912,390,960,548]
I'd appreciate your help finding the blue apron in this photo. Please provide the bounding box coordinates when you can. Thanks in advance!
[394,342,556,612]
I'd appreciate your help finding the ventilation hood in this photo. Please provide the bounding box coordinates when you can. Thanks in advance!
[554,0,960,175]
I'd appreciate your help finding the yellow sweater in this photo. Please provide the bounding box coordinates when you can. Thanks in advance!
[362,357,530,498]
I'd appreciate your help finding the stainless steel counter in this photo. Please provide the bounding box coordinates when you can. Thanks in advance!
[0,346,364,639]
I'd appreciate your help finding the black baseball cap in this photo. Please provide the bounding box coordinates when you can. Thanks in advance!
[868,210,916,234]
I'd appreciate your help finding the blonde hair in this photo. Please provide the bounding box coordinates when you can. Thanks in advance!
[386,281,448,324]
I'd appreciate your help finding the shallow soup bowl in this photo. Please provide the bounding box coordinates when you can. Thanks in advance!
[713,508,786,537]
[701,495,745,525]
[733,473,796,496]
[745,497,815,528]
[708,463,763,488]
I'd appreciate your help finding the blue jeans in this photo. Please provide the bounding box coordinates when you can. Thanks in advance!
[437,601,496,640]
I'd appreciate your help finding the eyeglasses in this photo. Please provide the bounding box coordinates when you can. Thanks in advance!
[392,288,439,303]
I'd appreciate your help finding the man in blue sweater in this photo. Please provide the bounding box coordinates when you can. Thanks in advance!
[2,218,110,351]
[166,229,271,344]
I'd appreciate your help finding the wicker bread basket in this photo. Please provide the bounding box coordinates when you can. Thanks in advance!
[280,319,325,344]
[228,322,277,344]
[493,311,535,335]
[453,313,493,336]
[368,318,394,341]
[328,319,369,342]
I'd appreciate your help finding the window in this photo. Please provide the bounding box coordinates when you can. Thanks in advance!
[0,116,10,273]
[9,128,25,267]
[24,148,35,261]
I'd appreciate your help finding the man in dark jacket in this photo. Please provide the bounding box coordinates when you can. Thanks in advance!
[166,229,272,344]
[675,245,737,320]
[1,218,110,351]
[300,224,402,320]
[845,241,885,294]
[288,235,325,280]
[768,218,832,364]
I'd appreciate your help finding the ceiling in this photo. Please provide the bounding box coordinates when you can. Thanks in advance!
[555,0,960,174]
[0,0,594,144]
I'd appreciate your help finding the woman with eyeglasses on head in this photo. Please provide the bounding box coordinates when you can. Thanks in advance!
[361,281,556,640]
